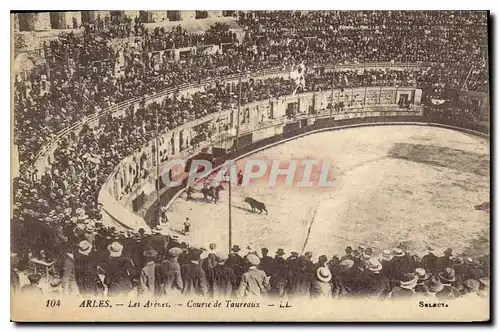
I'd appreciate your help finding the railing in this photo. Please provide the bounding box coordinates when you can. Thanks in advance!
[141,114,490,227]
[99,84,422,205]
[121,104,422,209]
[31,61,429,172]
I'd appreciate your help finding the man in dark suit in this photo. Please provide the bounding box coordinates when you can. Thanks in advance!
[269,249,287,298]
[259,248,275,277]
[286,257,313,298]
[181,248,208,297]
[274,249,287,270]
[420,246,439,274]
[212,252,236,298]
[389,248,414,282]
[436,267,461,300]
[226,245,244,288]
[148,227,169,261]
[75,240,103,296]
[363,258,390,300]
[104,242,136,296]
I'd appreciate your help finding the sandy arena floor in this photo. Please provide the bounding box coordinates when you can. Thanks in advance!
[164,125,490,260]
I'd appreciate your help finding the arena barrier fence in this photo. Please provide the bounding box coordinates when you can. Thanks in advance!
[141,114,489,228]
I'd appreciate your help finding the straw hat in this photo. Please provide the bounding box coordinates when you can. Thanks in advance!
[381,249,392,261]
[392,248,405,257]
[438,267,456,283]
[399,273,418,289]
[367,257,382,272]
[78,240,92,255]
[246,254,260,266]
[415,268,430,282]
[107,242,123,257]
[167,247,183,257]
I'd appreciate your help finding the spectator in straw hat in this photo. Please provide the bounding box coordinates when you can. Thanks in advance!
[75,240,102,296]
[436,267,461,300]
[311,266,333,298]
[389,248,414,281]
[269,258,288,299]
[364,257,390,300]
[212,252,236,297]
[161,247,184,296]
[414,268,431,293]
[104,242,136,296]
[380,249,393,277]
[389,273,418,300]
[423,276,445,298]
[181,248,208,297]
[236,253,270,298]
[139,249,162,296]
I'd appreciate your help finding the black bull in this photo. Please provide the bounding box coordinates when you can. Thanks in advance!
[244,197,268,214]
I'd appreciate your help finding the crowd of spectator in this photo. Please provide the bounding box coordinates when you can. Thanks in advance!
[14,11,488,165]
[12,69,422,264]
[13,11,490,296]
[12,228,490,301]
